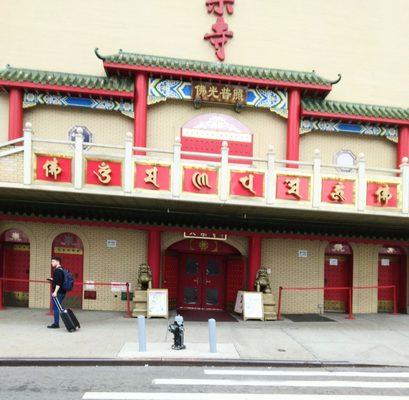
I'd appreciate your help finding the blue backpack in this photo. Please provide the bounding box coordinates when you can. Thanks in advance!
[61,268,74,291]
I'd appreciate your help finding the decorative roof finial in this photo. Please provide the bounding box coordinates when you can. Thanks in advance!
[330,73,342,85]
[94,47,106,61]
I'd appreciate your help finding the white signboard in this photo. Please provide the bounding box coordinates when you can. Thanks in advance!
[106,240,117,248]
[147,289,168,318]
[243,292,264,321]
[329,258,338,266]
[110,282,130,292]
[298,250,308,258]
[84,280,95,290]
[381,258,390,266]
[234,290,244,314]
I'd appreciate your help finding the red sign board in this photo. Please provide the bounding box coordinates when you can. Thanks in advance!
[230,171,264,197]
[321,179,355,204]
[366,182,398,208]
[183,167,218,195]
[86,159,122,186]
[135,163,171,191]
[184,231,227,240]
[276,175,310,201]
[36,154,72,183]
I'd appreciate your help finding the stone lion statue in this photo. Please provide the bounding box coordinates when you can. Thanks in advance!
[136,263,152,290]
[254,267,271,293]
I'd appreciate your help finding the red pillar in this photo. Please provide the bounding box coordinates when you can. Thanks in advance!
[8,88,23,141]
[248,236,262,291]
[148,230,161,288]
[286,88,301,167]
[397,125,409,167]
[134,72,148,154]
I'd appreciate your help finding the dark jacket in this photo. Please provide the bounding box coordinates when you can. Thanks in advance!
[52,266,66,294]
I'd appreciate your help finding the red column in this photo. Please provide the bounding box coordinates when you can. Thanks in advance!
[286,88,301,167]
[397,125,409,167]
[134,72,148,154]
[8,88,23,141]
[148,230,161,288]
[248,236,262,290]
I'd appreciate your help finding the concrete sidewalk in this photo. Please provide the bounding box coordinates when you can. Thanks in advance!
[1,307,409,366]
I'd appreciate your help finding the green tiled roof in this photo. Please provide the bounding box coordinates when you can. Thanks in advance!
[303,98,409,121]
[100,49,334,87]
[0,66,134,93]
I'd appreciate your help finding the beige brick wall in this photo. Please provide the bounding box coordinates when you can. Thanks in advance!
[0,93,8,143]
[24,106,133,154]
[0,220,147,311]
[0,147,23,183]
[300,131,396,170]
[148,101,286,162]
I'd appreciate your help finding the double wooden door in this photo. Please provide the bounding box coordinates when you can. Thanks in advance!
[178,254,226,310]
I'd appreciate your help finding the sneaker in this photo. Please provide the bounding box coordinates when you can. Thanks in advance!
[47,324,60,329]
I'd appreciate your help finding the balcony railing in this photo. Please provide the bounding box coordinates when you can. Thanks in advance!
[0,122,408,217]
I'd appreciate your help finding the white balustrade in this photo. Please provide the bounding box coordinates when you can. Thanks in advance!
[312,149,321,208]
[74,127,84,190]
[401,157,409,214]
[219,141,229,202]
[266,145,276,205]
[23,122,33,185]
[357,153,366,211]
[171,137,182,198]
[124,132,133,193]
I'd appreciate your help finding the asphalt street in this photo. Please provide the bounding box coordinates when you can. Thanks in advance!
[1,366,409,400]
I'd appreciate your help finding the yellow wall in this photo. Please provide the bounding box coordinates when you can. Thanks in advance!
[300,131,396,170]
[1,0,407,107]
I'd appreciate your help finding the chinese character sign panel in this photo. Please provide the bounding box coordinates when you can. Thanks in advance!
[192,82,247,105]
[321,179,355,204]
[366,182,398,208]
[276,175,310,201]
[230,171,264,197]
[183,167,218,195]
[36,155,72,183]
[135,163,171,191]
[86,160,122,186]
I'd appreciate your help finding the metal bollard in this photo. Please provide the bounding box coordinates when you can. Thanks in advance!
[208,318,217,353]
[138,315,146,352]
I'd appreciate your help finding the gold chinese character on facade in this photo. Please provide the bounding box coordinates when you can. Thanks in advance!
[194,84,207,97]
[232,88,244,102]
[330,182,345,202]
[43,157,62,180]
[208,85,219,99]
[220,87,232,101]
[192,172,212,190]
[285,178,301,199]
[375,184,392,205]
[93,162,112,184]
[239,174,256,194]
[144,166,159,188]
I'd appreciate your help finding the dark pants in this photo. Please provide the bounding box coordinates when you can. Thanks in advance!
[52,292,66,326]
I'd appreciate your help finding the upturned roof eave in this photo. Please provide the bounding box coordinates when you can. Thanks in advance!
[103,61,333,95]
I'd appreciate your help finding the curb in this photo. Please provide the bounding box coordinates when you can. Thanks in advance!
[0,357,393,368]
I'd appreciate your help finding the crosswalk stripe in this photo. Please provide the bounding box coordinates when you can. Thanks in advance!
[82,394,409,400]
[152,378,409,388]
[204,369,409,378]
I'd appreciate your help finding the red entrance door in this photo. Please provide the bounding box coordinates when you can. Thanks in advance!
[378,253,405,313]
[3,243,30,307]
[178,254,226,310]
[52,233,84,309]
[324,255,351,312]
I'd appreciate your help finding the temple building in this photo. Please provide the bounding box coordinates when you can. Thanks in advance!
[0,0,408,316]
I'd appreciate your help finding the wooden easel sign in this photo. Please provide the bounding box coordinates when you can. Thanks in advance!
[147,289,168,319]
[243,291,264,321]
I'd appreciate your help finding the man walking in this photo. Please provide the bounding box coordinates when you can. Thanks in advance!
[47,256,66,329]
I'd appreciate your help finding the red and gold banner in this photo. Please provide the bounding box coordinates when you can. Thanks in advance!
[36,154,72,183]
[86,159,122,186]
[276,175,310,201]
[321,179,355,204]
[366,181,398,208]
[183,167,218,195]
[135,163,171,191]
[230,171,264,197]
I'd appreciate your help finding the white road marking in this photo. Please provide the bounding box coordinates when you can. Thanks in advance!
[82,394,409,400]
[152,378,409,388]
[204,369,409,378]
